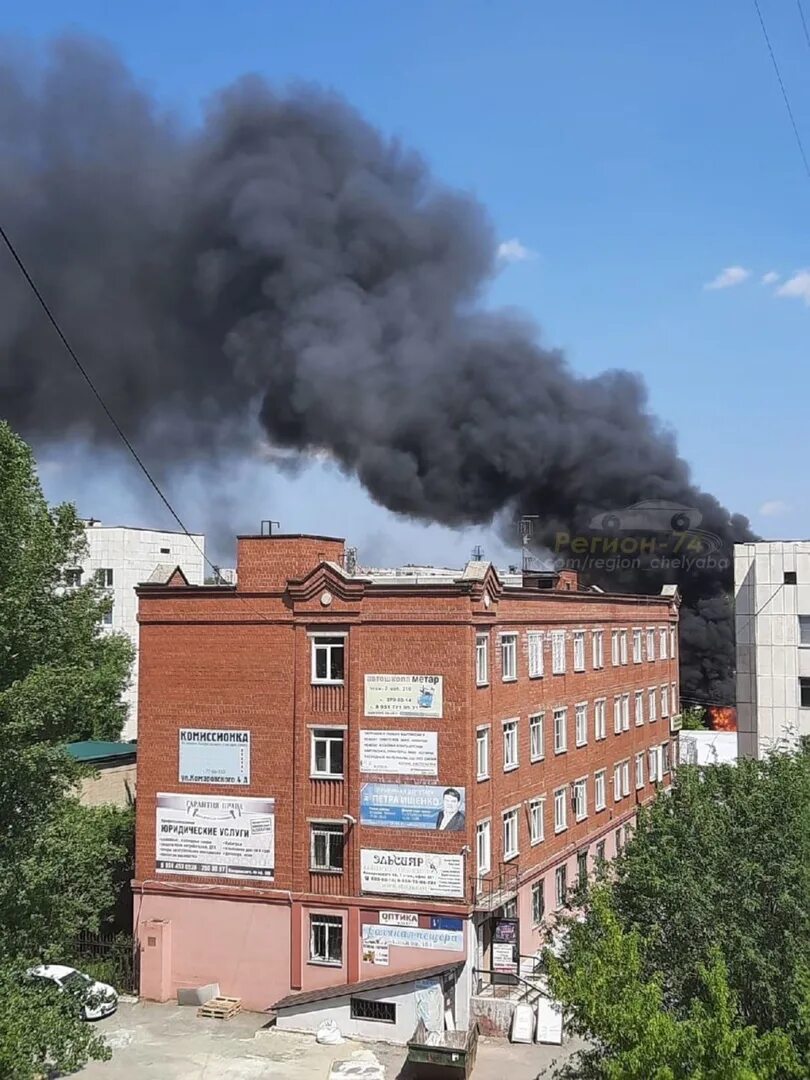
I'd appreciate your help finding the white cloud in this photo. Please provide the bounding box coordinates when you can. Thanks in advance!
[759,500,790,517]
[776,270,810,306]
[497,238,536,264]
[703,266,751,291]
[761,270,780,286]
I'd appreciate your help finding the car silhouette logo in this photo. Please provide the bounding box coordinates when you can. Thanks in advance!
[588,500,702,533]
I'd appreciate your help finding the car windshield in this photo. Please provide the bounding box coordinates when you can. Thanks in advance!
[61,970,91,991]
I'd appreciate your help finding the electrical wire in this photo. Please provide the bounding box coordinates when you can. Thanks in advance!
[752,0,810,182]
[798,0,810,53]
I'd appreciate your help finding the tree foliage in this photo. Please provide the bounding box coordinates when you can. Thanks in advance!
[546,748,810,1077]
[0,423,134,1074]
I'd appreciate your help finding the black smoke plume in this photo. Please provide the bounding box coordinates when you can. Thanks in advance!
[0,37,756,702]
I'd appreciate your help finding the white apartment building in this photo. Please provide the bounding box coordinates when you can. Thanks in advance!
[79,522,205,740]
[735,541,810,758]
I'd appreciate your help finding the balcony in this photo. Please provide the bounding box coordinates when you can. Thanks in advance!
[472,862,520,912]
[310,683,346,714]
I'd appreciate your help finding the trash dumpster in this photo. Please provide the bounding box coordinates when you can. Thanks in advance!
[405,1021,478,1079]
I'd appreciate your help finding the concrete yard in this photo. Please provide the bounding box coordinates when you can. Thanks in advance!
[77,1000,583,1079]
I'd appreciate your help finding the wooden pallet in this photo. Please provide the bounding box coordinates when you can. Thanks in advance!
[197,996,242,1020]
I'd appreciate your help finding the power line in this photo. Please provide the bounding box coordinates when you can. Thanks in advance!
[798,0,810,53]
[752,0,810,183]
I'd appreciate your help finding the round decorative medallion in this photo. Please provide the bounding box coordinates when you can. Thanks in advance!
[320,590,333,606]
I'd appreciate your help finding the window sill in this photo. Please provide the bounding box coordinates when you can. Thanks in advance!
[477,774,490,782]
[476,681,490,688]
[311,680,345,687]
[554,747,567,756]
[310,867,344,875]
[573,667,585,674]
[575,814,588,824]
[575,741,587,749]
[530,755,545,765]
[501,676,518,684]
[595,804,606,813]
[554,825,567,835]
[551,670,566,676]
[503,851,519,863]
[530,837,544,847]
[310,774,345,781]
[308,959,343,968]
[503,763,519,773]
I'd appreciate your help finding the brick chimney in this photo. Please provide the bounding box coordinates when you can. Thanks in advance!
[236,534,345,592]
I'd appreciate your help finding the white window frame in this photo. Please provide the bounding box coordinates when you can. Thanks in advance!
[635,751,645,789]
[476,726,490,780]
[575,701,588,747]
[621,693,629,731]
[649,745,661,782]
[310,821,345,872]
[649,686,657,722]
[594,698,607,740]
[310,633,347,685]
[527,631,544,678]
[632,628,642,663]
[592,629,604,669]
[529,713,545,762]
[554,786,568,833]
[621,760,631,797]
[553,707,568,754]
[620,630,628,665]
[634,690,644,726]
[646,627,656,661]
[529,797,545,844]
[670,625,676,659]
[671,681,678,714]
[659,626,668,660]
[613,695,622,735]
[502,807,519,861]
[502,718,519,771]
[573,630,586,672]
[500,632,518,681]
[613,763,623,802]
[476,819,491,880]
[661,684,669,717]
[476,633,489,686]
[310,727,346,779]
[662,741,671,775]
[594,769,606,811]
[611,629,620,666]
[573,777,588,822]
[310,914,343,966]
[531,879,545,924]
[551,630,566,675]
[96,568,114,588]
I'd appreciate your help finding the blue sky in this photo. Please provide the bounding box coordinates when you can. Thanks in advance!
[9,1,810,565]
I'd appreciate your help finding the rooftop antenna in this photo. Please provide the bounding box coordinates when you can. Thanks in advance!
[519,515,539,572]
[260,520,280,536]
[471,544,484,562]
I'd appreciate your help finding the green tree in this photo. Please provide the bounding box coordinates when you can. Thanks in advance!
[0,423,133,1074]
[680,705,708,730]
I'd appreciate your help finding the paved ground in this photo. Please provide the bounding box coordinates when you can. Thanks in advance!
[76,1001,584,1079]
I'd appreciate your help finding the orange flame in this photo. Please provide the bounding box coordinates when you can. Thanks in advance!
[708,705,737,732]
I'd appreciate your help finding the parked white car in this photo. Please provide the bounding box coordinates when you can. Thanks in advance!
[27,964,118,1020]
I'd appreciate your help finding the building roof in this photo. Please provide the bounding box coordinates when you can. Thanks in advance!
[271,961,463,1011]
[83,520,204,538]
[66,740,137,764]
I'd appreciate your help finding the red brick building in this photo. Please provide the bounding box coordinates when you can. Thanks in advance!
[134,534,680,1036]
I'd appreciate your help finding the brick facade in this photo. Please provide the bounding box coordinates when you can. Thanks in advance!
[134,534,679,1014]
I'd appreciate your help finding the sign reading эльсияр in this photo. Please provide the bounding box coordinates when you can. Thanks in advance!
[179,729,250,785]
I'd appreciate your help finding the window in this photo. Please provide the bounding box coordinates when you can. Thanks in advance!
[801,678,810,708]
[670,625,676,659]
[671,682,678,714]
[646,627,656,661]
[101,606,113,627]
[65,568,82,587]
[661,685,669,717]
[527,631,544,678]
[595,839,606,863]
[529,798,545,844]
[615,826,624,854]
[635,751,645,789]
[621,694,630,731]
[554,865,568,907]
[503,808,519,859]
[502,899,517,918]
[574,778,588,821]
[577,850,588,888]
[501,633,517,681]
[95,568,114,588]
[311,635,345,684]
[620,630,628,665]
[594,769,606,810]
[350,998,396,1023]
[554,787,568,833]
[503,720,519,770]
[659,627,668,660]
[575,702,588,747]
[573,631,585,672]
[632,628,642,663]
[611,630,620,666]
[476,820,491,879]
[649,687,657,722]
[311,728,345,778]
[530,713,545,762]
[551,631,566,674]
[613,695,622,735]
[553,707,568,754]
[311,823,344,871]
[476,633,489,685]
[592,630,604,669]
[594,698,607,740]
[662,741,671,774]
[613,762,623,802]
[634,690,644,726]
[476,727,490,779]
[785,571,797,585]
[621,760,631,796]
[649,745,661,782]
[800,616,810,647]
[531,880,545,924]
[160,546,171,555]
[310,914,343,965]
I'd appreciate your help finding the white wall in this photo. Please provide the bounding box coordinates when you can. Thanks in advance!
[679,731,738,766]
[735,541,810,758]
[81,524,205,740]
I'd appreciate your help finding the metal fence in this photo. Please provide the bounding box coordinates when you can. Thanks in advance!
[70,931,139,995]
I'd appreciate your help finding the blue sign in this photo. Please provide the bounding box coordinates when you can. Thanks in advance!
[359,783,466,831]
[430,916,463,932]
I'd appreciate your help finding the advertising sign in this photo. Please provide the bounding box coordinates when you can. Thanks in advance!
[361,942,390,966]
[179,729,250,785]
[379,911,420,927]
[364,675,443,718]
[360,784,466,831]
[155,793,274,881]
[362,923,464,953]
[492,917,519,978]
[360,849,465,899]
[359,730,438,776]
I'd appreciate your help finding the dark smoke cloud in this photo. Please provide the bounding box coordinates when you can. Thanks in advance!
[0,36,756,701]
